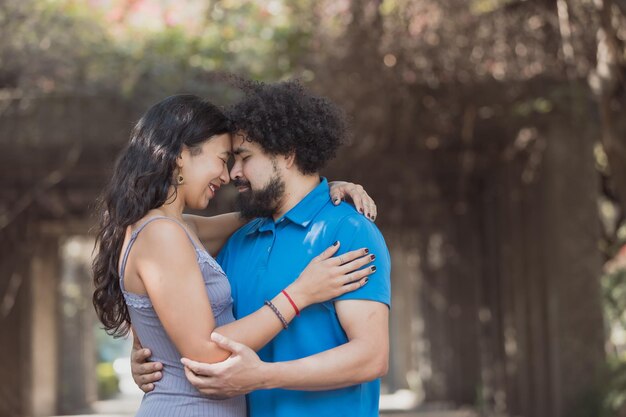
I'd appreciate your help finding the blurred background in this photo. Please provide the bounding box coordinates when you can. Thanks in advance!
[1,0,626,416]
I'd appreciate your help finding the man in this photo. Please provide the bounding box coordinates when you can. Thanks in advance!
[132,80,391,417]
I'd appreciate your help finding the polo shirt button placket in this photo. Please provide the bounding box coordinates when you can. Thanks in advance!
[266,231,276,259]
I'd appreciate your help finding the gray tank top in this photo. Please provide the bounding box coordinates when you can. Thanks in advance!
[119,216,246,417]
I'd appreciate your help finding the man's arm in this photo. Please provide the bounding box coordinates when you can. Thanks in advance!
[266,299,389,390]
[130,331,163,393]
[182,299,388,397]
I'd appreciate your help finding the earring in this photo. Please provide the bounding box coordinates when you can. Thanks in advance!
[177,174,184,184]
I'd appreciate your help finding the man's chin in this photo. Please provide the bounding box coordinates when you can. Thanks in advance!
[237,200,276,219]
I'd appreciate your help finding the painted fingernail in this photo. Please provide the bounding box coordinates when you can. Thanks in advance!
[363,278,369,285]
[334,198,340,204]
[333,241,339,246]
[359,208,364,213]
[370,266,377,272]
[370,254,376,261]
[364,248,369,254]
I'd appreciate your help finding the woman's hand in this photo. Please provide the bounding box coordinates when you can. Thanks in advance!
[328,181,377,221]
[285,241,375,309]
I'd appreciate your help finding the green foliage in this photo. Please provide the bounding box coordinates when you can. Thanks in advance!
[512,97,554,117]
[0,0,134,91]
[96,362,119,400]
[577,357,626,417]
[470,0,517,15]
[596,211,626,416]
[604,268,626,331]
[0,0,316,101]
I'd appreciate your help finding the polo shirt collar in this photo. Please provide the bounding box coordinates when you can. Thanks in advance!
[245,177,330,235]
[283,177,330,228]
[245,218,270,235]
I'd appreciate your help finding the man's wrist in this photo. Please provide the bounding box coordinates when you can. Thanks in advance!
[259,361,283,390]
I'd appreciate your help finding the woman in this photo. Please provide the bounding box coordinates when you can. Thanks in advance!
[92,95,377,416]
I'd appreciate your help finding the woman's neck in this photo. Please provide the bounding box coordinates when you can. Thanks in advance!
[157,186,186,221]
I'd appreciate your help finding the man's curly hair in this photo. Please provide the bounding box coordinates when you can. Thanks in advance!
[226,79,348,174]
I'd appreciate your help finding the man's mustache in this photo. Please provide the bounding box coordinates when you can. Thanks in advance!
[233,178,251,188]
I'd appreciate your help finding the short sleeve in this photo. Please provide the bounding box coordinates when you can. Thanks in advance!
[331,215,391,307]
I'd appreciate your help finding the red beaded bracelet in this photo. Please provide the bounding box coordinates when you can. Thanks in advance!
[281,290,300,316]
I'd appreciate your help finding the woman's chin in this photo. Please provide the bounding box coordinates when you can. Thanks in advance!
[188,198,211,211]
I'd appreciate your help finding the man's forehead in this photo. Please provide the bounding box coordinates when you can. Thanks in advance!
[231,131,247,147]
[232,143,250,154]
[231,133,260,154]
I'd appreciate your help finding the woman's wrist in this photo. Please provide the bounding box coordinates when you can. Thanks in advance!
[284,283,308,311]
[281,289,301,316]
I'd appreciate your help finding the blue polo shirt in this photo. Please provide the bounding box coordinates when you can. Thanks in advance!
[217,177,391,417]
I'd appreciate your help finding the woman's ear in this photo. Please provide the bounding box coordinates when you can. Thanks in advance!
[176,148,186,169]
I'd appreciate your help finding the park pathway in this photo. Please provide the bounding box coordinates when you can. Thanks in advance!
[50,391,478,417]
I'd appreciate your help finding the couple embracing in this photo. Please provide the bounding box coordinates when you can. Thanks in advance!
[92,79,390,417]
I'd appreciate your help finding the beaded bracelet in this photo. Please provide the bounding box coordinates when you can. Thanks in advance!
[265,300,289,329]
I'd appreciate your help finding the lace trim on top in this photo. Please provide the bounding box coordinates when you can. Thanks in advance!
[197,249,233,315]
[197,249,226,275]
[122,249,229,310]
[123,291,153,309]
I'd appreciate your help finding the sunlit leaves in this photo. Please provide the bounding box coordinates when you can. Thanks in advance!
[1,0,317,98]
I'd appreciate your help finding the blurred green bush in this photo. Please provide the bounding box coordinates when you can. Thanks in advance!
[96,362,119,400]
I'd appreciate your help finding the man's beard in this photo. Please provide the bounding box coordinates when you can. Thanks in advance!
[234,174,285,220]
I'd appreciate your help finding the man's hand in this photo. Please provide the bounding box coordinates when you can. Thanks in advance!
[181,332,268,399]
[131,331,163,393]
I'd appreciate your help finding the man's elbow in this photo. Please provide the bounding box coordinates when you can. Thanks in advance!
[362,352,388,381]
[377,357,389,378]
[373,355,389,379]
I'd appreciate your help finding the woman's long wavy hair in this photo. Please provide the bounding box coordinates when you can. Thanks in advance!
[92,94,230,337]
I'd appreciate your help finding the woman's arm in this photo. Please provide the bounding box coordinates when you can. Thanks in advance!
[183,181,377,255]
[135,220,233,363]
[134,220,374,364]
[212,244,374,351]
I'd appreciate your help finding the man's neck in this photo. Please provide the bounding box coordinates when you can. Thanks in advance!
[272,174,320,220]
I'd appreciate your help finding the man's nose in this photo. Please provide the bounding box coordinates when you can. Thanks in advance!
[229,162,241,181]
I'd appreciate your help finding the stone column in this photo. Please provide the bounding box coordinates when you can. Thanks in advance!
[28,235,60,417]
